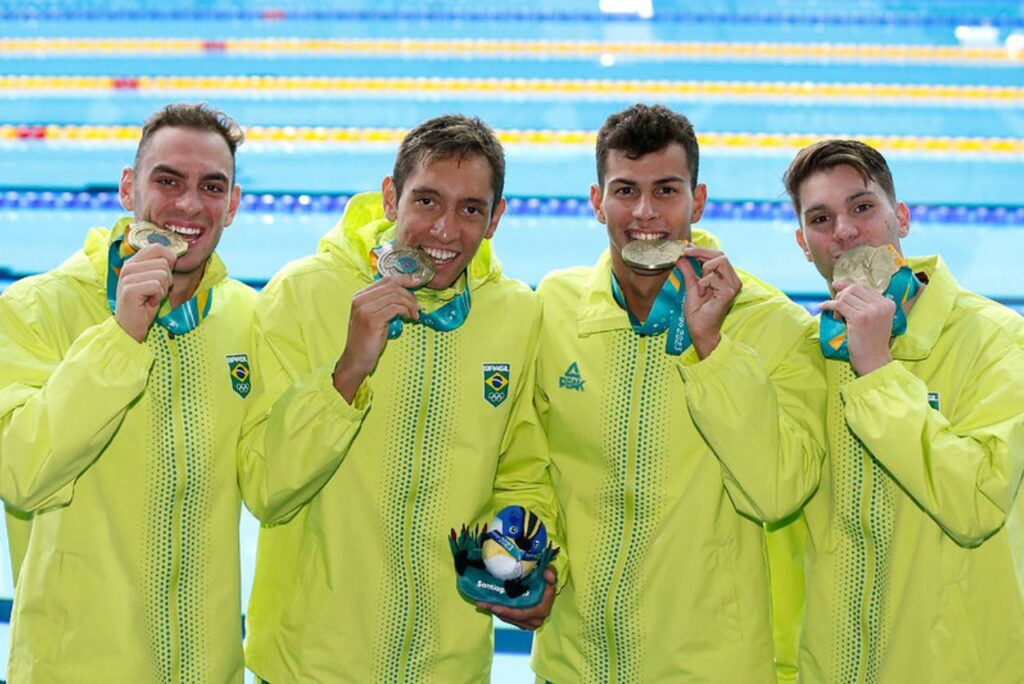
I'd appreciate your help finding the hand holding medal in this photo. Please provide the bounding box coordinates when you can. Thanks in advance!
[819,244,921,373]
[114,221,187,342]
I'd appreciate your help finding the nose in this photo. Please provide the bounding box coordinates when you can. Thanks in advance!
[834,212,858,241]
[632,192,657,221]
[175,187,202,215]
[430,210,457,242]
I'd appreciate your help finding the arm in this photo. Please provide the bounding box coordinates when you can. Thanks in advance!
[0,297,153,512]
[236,276,379,524]
[843,348,1024,547]
[681,316,827,523]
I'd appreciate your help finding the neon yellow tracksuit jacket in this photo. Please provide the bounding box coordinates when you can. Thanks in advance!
[244,193,558,683]
[531,233,827,683]
[0,219,267,682]
[797,256,1024,684]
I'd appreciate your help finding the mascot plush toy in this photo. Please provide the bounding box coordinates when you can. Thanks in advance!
[449,505,558,609]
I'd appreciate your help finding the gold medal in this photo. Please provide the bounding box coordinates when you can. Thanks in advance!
[377,246,436,287]
[832,244,900,292]
[127,221,189,257]
[621,239,688,272]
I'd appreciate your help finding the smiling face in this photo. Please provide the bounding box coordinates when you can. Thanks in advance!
[592,143,707,279]
[383,152,505,290]
[119,125,241,279]
[794,164,910,285]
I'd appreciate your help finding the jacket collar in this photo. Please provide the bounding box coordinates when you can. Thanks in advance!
[890,255,955,361]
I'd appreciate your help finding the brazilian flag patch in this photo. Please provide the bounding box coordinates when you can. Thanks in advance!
[226,353,252,398]
[483,363,510,408]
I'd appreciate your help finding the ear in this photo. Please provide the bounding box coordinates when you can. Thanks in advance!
[382,176,398,222]
[794,227,813,262]
[895,201,910,238]
[223,183,242,228]
[589,183,606,224]
[690,183,708,223]
[119,166,135,212]
[484,197,505,240]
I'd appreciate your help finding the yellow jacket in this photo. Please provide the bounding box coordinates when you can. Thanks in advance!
[0,220,260,682]
[244,193,558,683]
[531,235,826,683]
[798,256,1024,683]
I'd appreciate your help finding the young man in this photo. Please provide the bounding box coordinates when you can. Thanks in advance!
[244,115,559,682]
[530,103,826,682]
[783,139,1024,683]
[0,103,283,681]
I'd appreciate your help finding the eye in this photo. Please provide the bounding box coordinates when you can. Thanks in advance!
[808,214,830,225]
[204,183,225,194]
[656,185,678,195]
[155,177,176,186]
[613,186,634,196]
[853,202,873,213]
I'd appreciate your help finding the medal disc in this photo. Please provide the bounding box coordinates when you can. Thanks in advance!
[621,239,687,272]
[377,247,436,287]
[127,221,189,257]
[832,244,900,292]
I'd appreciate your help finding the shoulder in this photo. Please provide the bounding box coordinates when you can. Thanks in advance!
[260,251,357,303]
[536,266,593,300]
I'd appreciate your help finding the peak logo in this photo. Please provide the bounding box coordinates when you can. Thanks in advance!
[558,362,585,392]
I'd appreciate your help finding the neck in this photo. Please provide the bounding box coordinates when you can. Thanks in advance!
[169,266,206,309]
[612,261,671,323]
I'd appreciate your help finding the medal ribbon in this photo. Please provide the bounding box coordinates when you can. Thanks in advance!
[370,243,471,339]
[106,235,213,336]
[611,259,701,356]
[819,265,922,361]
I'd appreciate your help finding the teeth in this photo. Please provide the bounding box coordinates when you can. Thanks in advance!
[627,231,666,241]
[166,224,201,237]
[423,247,457,262]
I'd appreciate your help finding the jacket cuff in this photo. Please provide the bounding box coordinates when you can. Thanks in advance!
[678,333,739,379]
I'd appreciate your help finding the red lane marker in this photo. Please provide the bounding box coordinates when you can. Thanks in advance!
[262,9,286,20]
[112,77,140,90]
[202,40,228,52]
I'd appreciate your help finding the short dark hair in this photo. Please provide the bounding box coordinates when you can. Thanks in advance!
[135,102,245,181]
[595,104,699,189]
[392,115,505,212]
[783,139,897,217]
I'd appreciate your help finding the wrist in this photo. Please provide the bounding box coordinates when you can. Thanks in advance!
[332,355,369,404]
[691,331,721,360]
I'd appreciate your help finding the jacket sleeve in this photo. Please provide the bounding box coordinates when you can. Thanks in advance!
[236,279,368,525]
[0,295,153,512]
[842,349,1024,547]
[680,321,827,523]
[491,307,567,588]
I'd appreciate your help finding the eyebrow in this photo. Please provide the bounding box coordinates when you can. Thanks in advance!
[802,190,878,217]
[607,175,686,186]
[150,164,231,184]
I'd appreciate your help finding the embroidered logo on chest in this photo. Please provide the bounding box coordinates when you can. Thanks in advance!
[483,363,510,407]
[226,353,252,398]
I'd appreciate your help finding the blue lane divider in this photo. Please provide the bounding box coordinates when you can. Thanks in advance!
[2,8,1022,29]
[2,190,1023,226]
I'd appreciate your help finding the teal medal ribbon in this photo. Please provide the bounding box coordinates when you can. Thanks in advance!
[819,265,922,361]
[106,238,213,336]
[371,243,471,339]
[611,259,701,355]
